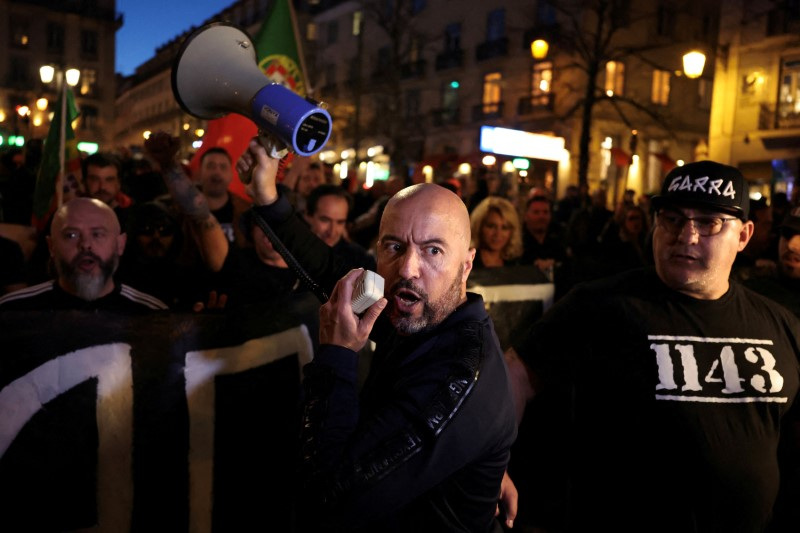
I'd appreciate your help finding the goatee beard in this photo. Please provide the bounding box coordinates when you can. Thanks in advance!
[390,264,464,335]
[56,251,118,301]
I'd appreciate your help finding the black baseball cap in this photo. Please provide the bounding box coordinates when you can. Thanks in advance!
[651,160,750,221]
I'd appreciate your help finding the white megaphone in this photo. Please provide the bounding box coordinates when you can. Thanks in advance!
[172,22,332,157]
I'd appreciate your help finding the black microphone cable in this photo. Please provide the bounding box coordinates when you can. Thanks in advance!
[250,210,329,304]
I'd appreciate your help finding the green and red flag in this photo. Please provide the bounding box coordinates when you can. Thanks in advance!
[32,88,81,232]
[189,0,308,199]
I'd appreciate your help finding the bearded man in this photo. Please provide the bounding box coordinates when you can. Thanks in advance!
[0,198,167,312]
[237,139,517,532]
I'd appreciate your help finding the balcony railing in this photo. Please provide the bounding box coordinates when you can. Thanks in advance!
[400,60,427,79]
[518,94,554,115]
[472,101,504,121]
[760,102,800,130]
[476,38,508,61]
[435,49,464,71]
[431,107,460,127]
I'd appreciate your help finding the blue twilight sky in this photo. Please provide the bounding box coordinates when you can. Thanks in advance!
[116,0,234,76]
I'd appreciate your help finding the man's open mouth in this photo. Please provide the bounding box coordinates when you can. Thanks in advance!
[393,288,422,312]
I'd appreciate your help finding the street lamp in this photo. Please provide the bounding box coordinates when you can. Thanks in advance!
[531,39,549,60]
[39,64,80,207]
[682,50,706,79]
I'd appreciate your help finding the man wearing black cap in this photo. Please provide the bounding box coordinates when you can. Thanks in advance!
[505,161,800,532]
[745,206,800,317]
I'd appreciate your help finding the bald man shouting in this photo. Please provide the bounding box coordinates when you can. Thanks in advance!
[238,140,516,532]
[0,198,166,312]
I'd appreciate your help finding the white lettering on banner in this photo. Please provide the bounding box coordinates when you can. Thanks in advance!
[0,344,134,531]
[667,175,735,199]
[649,335,787,403]
[184,326,314,533]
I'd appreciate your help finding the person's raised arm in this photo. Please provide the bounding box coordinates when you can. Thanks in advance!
[144,131,228,272]
[236,137,280,206]
[237,137,348,293]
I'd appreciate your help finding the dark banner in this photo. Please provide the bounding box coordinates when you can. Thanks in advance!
[468,265,554,351]
[0,269,552,532]
[0,293,320,533]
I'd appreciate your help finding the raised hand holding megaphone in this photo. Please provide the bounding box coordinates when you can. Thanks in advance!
[172,22,332,169]
[237,137,282,204]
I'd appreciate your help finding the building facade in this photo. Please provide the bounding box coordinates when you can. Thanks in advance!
[113,0,272,156]
[111,0,724,205]
[0,0,120,149]
[708,0,800,202]
[300,0,721,203]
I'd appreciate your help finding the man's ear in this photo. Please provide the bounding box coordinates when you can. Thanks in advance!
[737,220,755,252]
[463,247,476,283]
[117,232,127,256]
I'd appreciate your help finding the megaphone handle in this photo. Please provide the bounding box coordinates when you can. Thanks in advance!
[240,131,290,185]
[251,209,330,304]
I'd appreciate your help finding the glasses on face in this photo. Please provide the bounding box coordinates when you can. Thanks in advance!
[137,224,175,237]
[656,210,739,237]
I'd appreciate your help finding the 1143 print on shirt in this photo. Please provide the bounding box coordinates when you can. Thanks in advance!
[650,335,786,402]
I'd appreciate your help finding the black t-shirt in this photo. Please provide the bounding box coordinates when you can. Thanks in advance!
[514,267,800,532]
[745,274,800,319]
[211,197,236,243]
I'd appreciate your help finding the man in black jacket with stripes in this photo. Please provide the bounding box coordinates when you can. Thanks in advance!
[238,139,517,532]
[0,197,166,312]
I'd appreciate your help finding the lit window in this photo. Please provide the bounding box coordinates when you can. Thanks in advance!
[532,61,553,105]
[80,69,97,96]
[651,69,670,105]
[778,58,800,119]
[10,18,30,48]
[483,72,502,113]
[352,11,362,36]
[605,61,625,96]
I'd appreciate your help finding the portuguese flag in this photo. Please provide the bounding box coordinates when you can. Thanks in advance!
[188,0,308,198]
[32,87,81,232]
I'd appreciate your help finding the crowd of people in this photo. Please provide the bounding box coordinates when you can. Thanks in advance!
[1,134,800,532]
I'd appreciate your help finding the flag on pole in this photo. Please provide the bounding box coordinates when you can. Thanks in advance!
[32,88,81,232]
[610,147,633,167]
[189,0,309,199]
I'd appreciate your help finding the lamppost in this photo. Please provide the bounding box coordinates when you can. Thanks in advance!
[530,38,549,60]
[39,65,80,206]
[682,50,707,79]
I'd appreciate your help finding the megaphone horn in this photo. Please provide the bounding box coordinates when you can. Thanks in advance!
[172,22,332,157]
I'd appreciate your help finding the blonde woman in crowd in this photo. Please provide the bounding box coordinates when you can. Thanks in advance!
[469,196,523,269]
